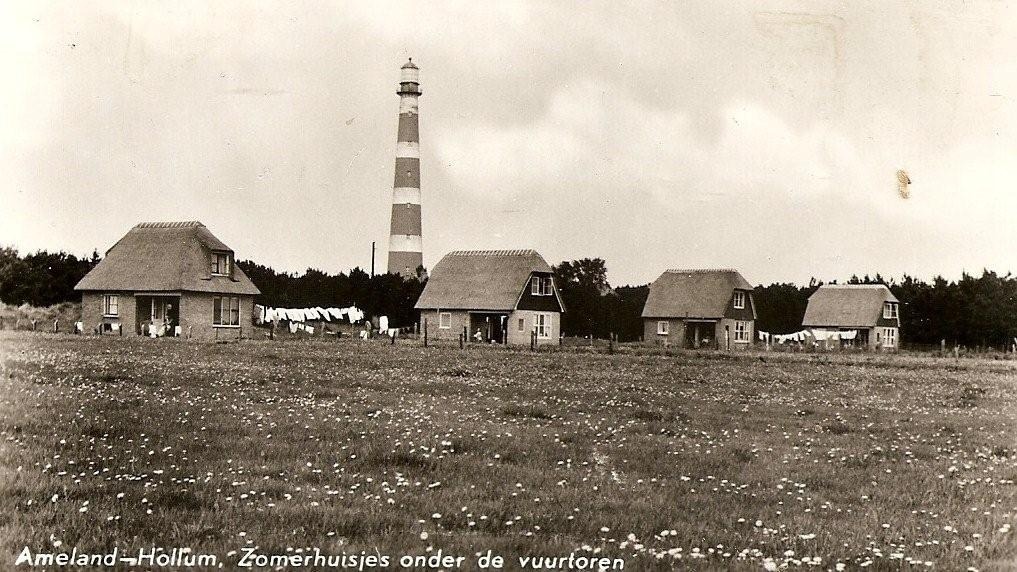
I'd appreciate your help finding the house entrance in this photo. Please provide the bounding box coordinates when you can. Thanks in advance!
[135,295,180,337]
[469,313,509,344]
[685,320,717,349]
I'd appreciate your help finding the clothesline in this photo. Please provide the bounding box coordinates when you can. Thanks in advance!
[758,329,859,344]
[255,305,365,325]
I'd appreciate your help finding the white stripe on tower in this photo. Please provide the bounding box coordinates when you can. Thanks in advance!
[388,58,423,278]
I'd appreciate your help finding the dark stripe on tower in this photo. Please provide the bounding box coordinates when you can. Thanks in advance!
[397,114,419,143]
[388,251,421,274]
[389,204,422,235]
[394,157,420,188]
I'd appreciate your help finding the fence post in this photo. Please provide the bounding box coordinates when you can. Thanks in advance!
[270,321,275,340]
[423,319,428,347]
[459,333,464,350]
[609,332,614,355]
[391,329,396,345]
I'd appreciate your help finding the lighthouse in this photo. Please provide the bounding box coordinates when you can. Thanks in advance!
[387,58,423,278]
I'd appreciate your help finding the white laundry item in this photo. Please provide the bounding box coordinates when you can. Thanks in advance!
[304,308,319,320]
[348,308,363,323]
[839,330,858,340]
[306,325,314,334]
[315,307,329,321]
[379,316,389,332]
[328,308,343,320]
[289,322,298,333]
[174,326,182,336]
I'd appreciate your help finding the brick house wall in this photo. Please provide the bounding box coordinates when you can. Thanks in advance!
[179,292,255,341]
[506,309,560,345]
[418,310,472,341]
[718,317,754,350]
[81,292,137,335]
[419,309,560,345]
[644,318,687,346]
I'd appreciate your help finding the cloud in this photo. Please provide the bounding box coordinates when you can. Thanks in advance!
[0,1,1014,287]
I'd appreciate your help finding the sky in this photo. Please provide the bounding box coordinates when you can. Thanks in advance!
[1,1,1014,287]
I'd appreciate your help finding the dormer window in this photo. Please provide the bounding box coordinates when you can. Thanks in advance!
[531,275,553,296]
[211,252,231,276]
[883,302,898,319]
[733,291,746,310]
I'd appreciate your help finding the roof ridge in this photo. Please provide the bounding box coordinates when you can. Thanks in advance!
[135,221,205,229]
[447,249,538,257]
[665,268,737,274]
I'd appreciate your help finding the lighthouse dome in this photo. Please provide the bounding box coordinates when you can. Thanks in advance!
[399,58,420,85]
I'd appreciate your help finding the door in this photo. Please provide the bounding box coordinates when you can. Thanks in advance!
[135,296,180,336]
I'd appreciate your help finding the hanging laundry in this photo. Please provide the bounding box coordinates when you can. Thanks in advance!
[379,316,389,332]
[289,321,298,333]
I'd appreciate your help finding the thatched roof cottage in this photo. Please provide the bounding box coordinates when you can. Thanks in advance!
[802,284,900,349]
[74,221,260,340]
[414,250,563,345]
[641,269,756,349]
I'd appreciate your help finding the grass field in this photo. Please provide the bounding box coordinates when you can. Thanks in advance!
[1,332,1016,570]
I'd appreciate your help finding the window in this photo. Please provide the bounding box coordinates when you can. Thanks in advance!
[734,321,749,342]
[733,291,746,310]
[531,276,553,296]
[534,313,551,338]
[439,312,451,329]
[213,296,240,326]
[883,302,898,320]
[103,295,119,316]
[884,328,897,347]
[657,320,669,335]
[211,252,231,276]
[518,318,525,332]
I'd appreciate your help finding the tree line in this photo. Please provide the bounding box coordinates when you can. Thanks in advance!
[2,246,1015,348]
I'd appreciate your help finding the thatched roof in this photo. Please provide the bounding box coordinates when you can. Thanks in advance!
[415,250,554,311]
[641,269,754,319]
[802,284,898,327]
[74,221,260,295]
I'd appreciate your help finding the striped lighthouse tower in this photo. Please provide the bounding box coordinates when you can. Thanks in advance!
[387,58,423,277]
